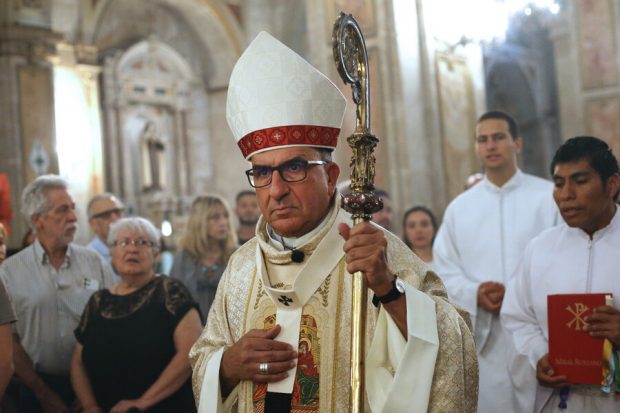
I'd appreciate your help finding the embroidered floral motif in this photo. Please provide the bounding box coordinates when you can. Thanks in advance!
[253,279,266,310]
[253,133,265,146]
[316,274,331,307]
[291,127,303,141]
[269,129,285,143]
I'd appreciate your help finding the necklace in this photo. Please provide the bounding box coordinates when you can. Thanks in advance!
[279,238,305,263]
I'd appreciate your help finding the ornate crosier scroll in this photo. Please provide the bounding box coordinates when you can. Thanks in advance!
[332,12,383,413]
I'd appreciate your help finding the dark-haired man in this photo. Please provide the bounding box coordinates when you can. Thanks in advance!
[502,136,620,412]
[234,190,260,245]
[434,110,559,413]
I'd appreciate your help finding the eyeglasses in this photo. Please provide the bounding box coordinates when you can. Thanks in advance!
[90,208,124,220]
[245,158,328,188]
[111,238,154,249]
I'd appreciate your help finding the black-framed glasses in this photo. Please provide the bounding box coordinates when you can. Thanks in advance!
[111,238,154,249]
[245,158,329,188]
[90,208,124,220]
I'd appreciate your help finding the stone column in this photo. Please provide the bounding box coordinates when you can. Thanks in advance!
[0,24,62,248]
[101,54,126,198]
[48,41,103,244]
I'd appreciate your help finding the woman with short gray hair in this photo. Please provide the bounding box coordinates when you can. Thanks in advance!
[106,217,160,252]
[71,217,202,413]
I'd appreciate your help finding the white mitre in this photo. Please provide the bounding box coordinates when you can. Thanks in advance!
[226,31,347,159]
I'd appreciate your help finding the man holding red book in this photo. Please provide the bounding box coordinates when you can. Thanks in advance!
[502,136,620,412]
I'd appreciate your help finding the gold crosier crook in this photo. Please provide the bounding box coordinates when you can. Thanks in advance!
[332,12,383,413]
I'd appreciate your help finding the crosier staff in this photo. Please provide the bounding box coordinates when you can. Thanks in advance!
[332,12,383,413]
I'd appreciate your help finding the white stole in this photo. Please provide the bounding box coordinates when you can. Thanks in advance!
[259,208,349,394]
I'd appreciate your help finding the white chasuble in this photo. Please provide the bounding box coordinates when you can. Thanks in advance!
[190,196,479,412]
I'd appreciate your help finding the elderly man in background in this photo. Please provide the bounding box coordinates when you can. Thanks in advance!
[190,31,477,413]
[86,193,125,265]
[0,175,116,413]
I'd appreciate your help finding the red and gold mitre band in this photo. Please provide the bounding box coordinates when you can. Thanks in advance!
[237,125,340,159]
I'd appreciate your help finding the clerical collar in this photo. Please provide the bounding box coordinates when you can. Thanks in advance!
[483,168,523,192]
[266,214,329,252]
[256,195,340,265]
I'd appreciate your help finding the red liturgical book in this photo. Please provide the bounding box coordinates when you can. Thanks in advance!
[547,293,613,384]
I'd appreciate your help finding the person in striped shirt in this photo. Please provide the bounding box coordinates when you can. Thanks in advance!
[0,175,115,413]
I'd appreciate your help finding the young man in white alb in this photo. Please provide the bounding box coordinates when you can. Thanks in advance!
[434,110,559,413]
[502,136,620,412]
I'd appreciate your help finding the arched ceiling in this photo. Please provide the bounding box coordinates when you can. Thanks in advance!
[83,0,242,89]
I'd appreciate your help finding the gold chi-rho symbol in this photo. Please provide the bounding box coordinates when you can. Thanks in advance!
[565,303,589,331]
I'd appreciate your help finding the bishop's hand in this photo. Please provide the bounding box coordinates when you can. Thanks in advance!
[219,325,298,396]
[338,221,393,296]
[339,221,408,337]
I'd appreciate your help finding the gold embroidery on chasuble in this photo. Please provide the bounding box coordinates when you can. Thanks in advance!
[253,279,266,310]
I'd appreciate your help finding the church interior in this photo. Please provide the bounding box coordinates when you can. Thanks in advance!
[2,0,619,248]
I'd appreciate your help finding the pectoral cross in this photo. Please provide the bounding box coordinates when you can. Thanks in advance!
[278,295,293,306]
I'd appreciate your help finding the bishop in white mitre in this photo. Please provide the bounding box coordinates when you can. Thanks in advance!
[189,31,478,413]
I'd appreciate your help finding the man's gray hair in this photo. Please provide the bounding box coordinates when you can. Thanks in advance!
[317,148,333,162]
[21,175,68,223]
[87,193,125,218]
[108,217,160,251]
